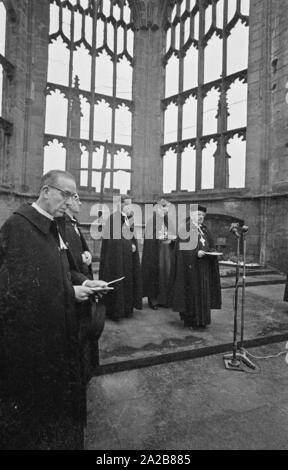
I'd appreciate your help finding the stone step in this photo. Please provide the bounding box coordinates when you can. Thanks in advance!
[92,260,286,289]
[221,273,286,289]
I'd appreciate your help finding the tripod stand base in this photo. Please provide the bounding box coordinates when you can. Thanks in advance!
[223,358,244,371]
[223,350,256,370]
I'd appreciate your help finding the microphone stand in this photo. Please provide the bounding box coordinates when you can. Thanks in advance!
[223,229,256,371]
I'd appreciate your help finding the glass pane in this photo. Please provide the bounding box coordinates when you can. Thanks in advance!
[227,0,237,23]
[201,142,216,189]
[216,0,224,29]
[93,99,112,141]
[182,96,197,140]
[241,0,250,16]
[80,96,90,139]
[117,57,132,100]
[204,35,222,83]
[73,44,92,91]
[80,170,89,187]
[165,55,179,98]
[74,10,83,43]
[48,37,70,86]
[115,105,131,146]
[117,26,124,54]
[81,147,89,168]
[62,7,72,41]
[228,137,246,188]
[96,19,105,49]
[43,140,66,173]
[49,3,59,36]
[95,50,113,95]
[91,171,101,190]
[164,103,178,144]
[203,89,219,136]
[227,80,247,130]
[163,150,177,193]
[227,22,249,75]
[166,26,172,53]
[181,147,196,191]
[114,149,131,169]
[183,45,198,90]
[45,90,68,136]
[174,22,181,51]
[205,5,212,34]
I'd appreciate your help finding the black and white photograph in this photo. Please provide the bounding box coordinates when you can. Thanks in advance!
[1,0,288,453]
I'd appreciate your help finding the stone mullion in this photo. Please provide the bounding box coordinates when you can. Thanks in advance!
[214,0,228,189]
[176,11,185,192]
[88,1,100,191]
[195,1,205,191]
[110,22,118,191]
[65,5,75,175]
[21,0,33,190]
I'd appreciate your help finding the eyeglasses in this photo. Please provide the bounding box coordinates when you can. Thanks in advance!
[46,184,79,201]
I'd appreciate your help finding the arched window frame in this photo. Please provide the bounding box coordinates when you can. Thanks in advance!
[162,0,249,193]
[44,0,134,196]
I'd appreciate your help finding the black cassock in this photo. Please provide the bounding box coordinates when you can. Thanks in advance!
[142,212,176,306]
[0,204,86,450]
[99,211,142,320]
[169,218,222,328]
[57,214,105,382]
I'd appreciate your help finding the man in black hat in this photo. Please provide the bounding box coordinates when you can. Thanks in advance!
[169,204,222,329]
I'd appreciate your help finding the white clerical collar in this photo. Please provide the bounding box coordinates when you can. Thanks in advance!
[32,203,67,250]
[32,202,54,220]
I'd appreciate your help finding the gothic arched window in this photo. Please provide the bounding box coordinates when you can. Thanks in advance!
[0,0,14,136]
[162,0,249,193]
[44,0,134,196]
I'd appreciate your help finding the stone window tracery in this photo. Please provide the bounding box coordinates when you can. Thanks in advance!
[44,0,134,196]
[162,0,249,193]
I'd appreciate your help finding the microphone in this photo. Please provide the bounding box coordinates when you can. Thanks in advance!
[229,223,241,238]
[229,223,249,237]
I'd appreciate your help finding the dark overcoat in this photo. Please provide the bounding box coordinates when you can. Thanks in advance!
[57,214,105,380]
[99,211,142,320]
[0,204,86,449]
[169,219,222,327]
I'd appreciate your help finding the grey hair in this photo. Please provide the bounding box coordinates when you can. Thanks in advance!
[39,170,75,192]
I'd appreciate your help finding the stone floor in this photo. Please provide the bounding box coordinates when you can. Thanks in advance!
[86,282,288,450]
[85,342,288,450]
[98,284,288,369]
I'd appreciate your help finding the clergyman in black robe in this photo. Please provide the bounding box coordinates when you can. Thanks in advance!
[142,198,176,309]
[99,198,142,321]
[0,170,100,450]
[57,194,106,383]
[169,205,222,329]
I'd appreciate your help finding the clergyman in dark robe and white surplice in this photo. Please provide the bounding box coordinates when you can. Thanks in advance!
[169,205,222,329]
[142,198,176,309]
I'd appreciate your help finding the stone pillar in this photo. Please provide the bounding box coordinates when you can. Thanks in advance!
[245,0,272,195]
[270,0,288,192]
[131,0,168,202]
[4,0,49,193]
